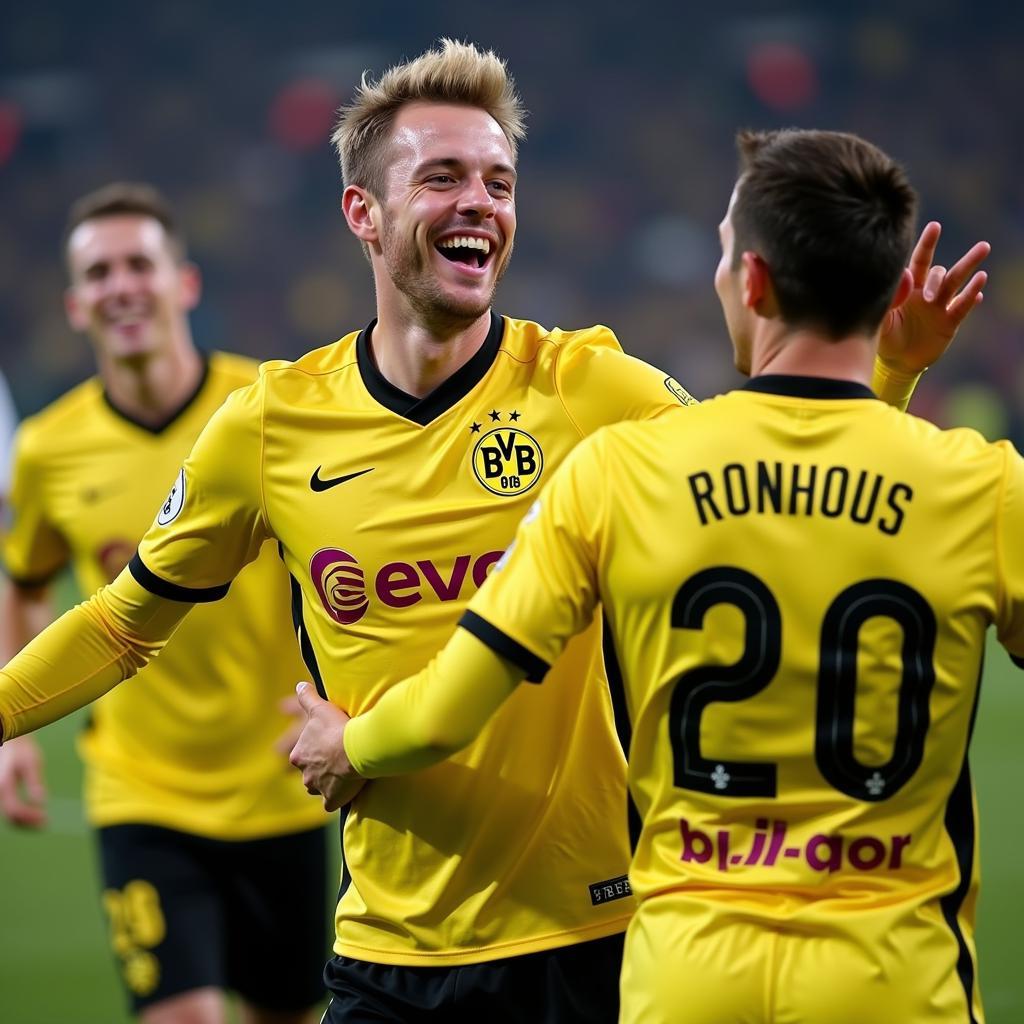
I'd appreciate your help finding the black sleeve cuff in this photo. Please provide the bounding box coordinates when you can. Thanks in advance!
[459,610,550,683]
[7,568,62,590]
[1010,653,1024,671]
[129,553,231,604]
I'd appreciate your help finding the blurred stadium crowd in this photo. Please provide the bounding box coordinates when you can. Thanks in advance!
[1,2,1020,441]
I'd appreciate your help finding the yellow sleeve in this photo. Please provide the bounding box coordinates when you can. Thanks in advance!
[133,378,270,598]
[871,356,922,412]
[555,326,696,436]
[0,570,191,740]
[2,422,69,586]
[344,629,524,777]
[461,430,606,674]
[994,441,1024,664]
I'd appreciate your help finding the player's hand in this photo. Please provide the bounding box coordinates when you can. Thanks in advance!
[0,734,48,828]
[288,682,365,812]
[878,222,989,375]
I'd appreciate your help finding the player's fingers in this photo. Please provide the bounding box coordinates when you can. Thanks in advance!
[275,723,303,756]
[945,273,987,325]
[279,695,302,717]
[0,778,46,828]
[907,221,941,286]
[22,757,47,806]
[922,265,946,303]
[935,242,991,303]
[294,680,321,715]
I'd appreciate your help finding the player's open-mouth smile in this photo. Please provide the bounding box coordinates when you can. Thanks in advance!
[434,234,495,274]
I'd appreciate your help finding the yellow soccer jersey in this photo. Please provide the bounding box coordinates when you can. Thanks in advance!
[465,375,1024,1016]
[131,313,691,965]
[3,353,325,839]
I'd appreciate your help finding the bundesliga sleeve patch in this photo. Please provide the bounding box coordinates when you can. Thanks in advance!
[157,468,185,526]
[664,377,698,406]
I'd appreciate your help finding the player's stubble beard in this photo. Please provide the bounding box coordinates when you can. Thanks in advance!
[381,214,514,332]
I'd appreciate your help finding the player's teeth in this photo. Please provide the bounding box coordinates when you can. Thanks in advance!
[439,236,491,254]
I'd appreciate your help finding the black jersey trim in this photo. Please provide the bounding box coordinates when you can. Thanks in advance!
[459,609,548,683]
[356,313,505,425]
[742,375,876,400]
[128,553,230,603]
[939,650,984,1024]
[286,566,328,702]
[602,614,643,852]
[102,353,211,435]
[1010,652,1024,670]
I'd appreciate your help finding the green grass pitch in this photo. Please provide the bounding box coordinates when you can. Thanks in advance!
[1,637,1021,1022]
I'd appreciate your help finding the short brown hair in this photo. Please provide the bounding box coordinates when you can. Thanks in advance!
[332,38,527,199]
[64,182,186,262]
[731,129,917,338]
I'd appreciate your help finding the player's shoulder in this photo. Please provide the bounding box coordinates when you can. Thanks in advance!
[17,377,105,455]
[253,330,361,396]
[205,350,261,388]
[499,316,623,366]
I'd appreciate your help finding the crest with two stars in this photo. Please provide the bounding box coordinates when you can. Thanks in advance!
[468,409,544,498]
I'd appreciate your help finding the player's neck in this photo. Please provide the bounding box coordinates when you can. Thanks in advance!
[750,327,876,387]
[369,308,493,399]
[98,333,205,427]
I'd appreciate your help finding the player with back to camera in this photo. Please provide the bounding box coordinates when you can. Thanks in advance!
[313,128,1003,1024]
[0,46,988,1023]
[0,184,329,1024]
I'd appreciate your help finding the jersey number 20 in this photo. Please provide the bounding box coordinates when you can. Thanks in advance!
[668,567,937,802]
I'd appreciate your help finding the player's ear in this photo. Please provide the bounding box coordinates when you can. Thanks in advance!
[887,268,914,313]
[740,250,770,310]
[177,261,202,312]
[64,287,88,331]
[343,185,380,244]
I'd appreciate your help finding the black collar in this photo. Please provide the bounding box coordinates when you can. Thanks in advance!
[356,312,505,425]
[102,353,211,435]
[741,375,876,400]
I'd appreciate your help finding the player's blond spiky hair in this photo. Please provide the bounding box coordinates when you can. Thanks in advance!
[332,39,527,199]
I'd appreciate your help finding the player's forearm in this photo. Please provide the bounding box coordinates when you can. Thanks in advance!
[345,628,525,777]
[871,356,921,412]
[0,570,191,741]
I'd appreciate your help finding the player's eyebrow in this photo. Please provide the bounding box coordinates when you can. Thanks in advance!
[415,157,517,181]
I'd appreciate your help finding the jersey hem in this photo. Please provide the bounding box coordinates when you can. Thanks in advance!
[333,914,631,967]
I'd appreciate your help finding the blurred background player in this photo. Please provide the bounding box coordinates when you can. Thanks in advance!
[320,129,1001,1024]
[0,183,329,1024]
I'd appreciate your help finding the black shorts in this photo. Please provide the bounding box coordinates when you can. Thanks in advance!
[96,822,330,1013]
[323,931,626,1024]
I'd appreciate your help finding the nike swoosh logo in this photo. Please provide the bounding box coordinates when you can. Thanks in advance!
[310,466,374,492]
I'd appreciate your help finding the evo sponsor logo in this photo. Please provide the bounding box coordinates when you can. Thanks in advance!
[679,817,911,874]
[310,547,504,626]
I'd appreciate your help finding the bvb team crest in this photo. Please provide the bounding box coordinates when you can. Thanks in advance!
[472,426,544,497]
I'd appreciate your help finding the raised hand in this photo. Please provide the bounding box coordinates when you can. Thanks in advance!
[878,222,989,375]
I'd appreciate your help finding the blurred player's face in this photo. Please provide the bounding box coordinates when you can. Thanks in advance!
[714,186,753,374]
[65,215,199,362]
[374,101,516,323]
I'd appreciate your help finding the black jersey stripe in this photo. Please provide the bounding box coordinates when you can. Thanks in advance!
[287,570,328,701]
[103,353,211,434]
[939,652,984,1024]
[128,553,230,603]
[356,312,505,425]
[602,614,642,852]
[459,610,549,683]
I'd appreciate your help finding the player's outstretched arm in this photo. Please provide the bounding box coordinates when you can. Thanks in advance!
[873,222,989,409]
[0,569,193,742]
[289,630,525,808]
